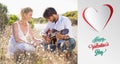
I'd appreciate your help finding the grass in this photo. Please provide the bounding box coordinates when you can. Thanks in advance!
[0,24,77,64]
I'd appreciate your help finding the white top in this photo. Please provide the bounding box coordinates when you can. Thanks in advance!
[10,21,30,43]
[41,15,74,38]
[6,21,33,58]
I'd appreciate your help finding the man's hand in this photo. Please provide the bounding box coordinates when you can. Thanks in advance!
[42,34,47,39]
[45,37,51,44]
[56,33,70,39]
[56,33,63,39]
[42,34,51,44]
[64,35,70,39]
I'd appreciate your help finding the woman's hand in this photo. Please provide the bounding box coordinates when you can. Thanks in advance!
[33,40,41,46]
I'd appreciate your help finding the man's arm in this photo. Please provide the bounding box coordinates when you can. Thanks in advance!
[41,22,52,43]
[56,17,73,39]
[64,18,74,38]
[41,22,51,36]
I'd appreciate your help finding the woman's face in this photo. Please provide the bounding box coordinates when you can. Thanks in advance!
[24,11,32,21]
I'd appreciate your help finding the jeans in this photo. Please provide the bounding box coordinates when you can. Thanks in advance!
[42,43,56,52]
[58,38,76,52]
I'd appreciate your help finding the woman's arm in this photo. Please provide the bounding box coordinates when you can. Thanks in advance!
[29,25,41,46]
[13,22,25,43]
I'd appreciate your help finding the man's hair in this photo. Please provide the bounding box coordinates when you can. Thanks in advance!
[43,7,57,18]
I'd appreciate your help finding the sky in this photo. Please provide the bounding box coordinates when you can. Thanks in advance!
[0,0,78,18]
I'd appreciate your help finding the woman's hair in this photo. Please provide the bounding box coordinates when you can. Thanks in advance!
[21,7,33,19]
[43,7,57,18]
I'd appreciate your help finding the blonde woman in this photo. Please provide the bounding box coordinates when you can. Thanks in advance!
[7,7,40,58]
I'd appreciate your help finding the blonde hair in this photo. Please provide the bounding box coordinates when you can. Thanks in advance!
[21,7,33,19]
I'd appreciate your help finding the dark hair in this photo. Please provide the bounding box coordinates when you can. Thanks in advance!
[43,7,57,18]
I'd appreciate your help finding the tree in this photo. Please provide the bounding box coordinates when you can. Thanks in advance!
[0,3,8,31]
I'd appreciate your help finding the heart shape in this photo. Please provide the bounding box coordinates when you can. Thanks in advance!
[82,4,113,32]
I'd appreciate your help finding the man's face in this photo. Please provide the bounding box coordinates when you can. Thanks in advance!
[47,15,56,22]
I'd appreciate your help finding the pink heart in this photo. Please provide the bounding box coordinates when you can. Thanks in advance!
[82,4,113,32]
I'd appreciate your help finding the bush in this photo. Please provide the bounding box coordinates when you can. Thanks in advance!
[33,17,47,24]
[69,17,77,26]
[62,11,78,25]
[8,14,19,25]
[28,19,34,28]
[8,19,15,25]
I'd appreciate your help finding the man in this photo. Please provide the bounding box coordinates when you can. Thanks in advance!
[41,7,76,53]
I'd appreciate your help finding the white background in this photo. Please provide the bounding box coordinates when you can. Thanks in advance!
[78,0,120,64]
[0,0,77,18]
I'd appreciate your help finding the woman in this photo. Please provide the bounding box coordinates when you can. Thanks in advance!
[7,7,40,58]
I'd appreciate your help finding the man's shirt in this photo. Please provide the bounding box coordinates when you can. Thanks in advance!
[41,15,74,38]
